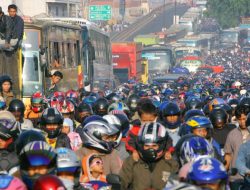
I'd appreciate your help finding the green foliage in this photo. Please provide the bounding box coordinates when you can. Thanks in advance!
[206,0,250,28]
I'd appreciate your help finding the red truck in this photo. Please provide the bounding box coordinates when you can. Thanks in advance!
[112,42,143,83]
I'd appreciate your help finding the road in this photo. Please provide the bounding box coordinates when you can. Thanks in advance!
[111,4,188,42]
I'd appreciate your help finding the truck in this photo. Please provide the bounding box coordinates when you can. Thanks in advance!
[112,42,148,84]
[134,34,160,46]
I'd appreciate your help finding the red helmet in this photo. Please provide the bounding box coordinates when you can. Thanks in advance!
[58,100,75,114]
[53,91,65,102]
[31,92,44,113]
[32,175,66,190]
[66,90,78,99]
[49,97,61,110]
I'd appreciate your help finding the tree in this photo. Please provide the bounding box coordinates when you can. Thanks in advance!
[206,0,250,28]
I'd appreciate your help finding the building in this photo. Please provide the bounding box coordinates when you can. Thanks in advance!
[1,0,82,18]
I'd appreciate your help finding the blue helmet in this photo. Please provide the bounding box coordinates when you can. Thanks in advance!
[179,136,214,166]
[186,116,213,130]
[161,102,181,129]
[187,157,228,187]
[184,109,205,122]
[164,180,201,190]
[83,96,97,107]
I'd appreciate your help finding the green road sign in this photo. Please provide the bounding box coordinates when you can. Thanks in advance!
[89,5,112,21]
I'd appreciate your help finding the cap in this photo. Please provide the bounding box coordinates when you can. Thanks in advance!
[63,118,73,132]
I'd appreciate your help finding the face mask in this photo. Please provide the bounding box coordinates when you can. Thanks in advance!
[59,177,74,189]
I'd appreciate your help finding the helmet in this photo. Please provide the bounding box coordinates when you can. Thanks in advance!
[0,96,6,110]
[80,120,120,153]
[179,136,214,166]
[83,96,97,106]
[185,97,203,110]
[8,99,25,116]
[186,116,213,131]
[127,94,140,112]
[65,90,78,104]
[239,97,250,107]
[55,148,80,187]
[15,129,46,155]
[103,115,122,147]
[209,108,228,128]
[105,92,121,103]
[184,109,205,122]
[19,141,57,189]
[31,92,44,113]
[161,102,181,129]
[93,98,109,116]
[187,157,228,188]
[0,111,19,139]
[78,102,93,114]
[246,113,250,128]
[136,122,168,162]
[40,108,64,139]
[81,115,107,127]
[58,100,75,114]
[53,91,65,102]
[108,102,130,116]
[32,175,66,190]
[209,98,225,112]
[227,98,239,109]
[110,111,130,137]
[0,174,27,190]
[163,180,201,190]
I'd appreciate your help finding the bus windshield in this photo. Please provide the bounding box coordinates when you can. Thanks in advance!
[142,50,171,71]
[221,31,238,43]
[175,50,201,59]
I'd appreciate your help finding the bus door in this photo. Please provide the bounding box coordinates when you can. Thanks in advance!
[21,28,43,104]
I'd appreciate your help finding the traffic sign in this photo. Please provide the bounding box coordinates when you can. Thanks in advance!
[89,5,112,21]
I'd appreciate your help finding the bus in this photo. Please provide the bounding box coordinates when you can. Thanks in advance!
[177,35,218,55]
[0,17,113,102]
[35,17,114,92]
[179,55,203,72]
[220,28,248,47]
[174,46,202,64]
[141,45,174,79]
[0,23,44,103]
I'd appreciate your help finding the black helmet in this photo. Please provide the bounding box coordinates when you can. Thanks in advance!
[239,97,250,107]
[15,129,46,155]
[40,108,63,138]
[228,99,239,109]
[93,98,109,116]
[77,102,93,114]
[209,108,228,128]
[127,94,140,112]
[8,99,25,116]
[247,113,250,128]
[136,122,168,162]
[184,109,205,122]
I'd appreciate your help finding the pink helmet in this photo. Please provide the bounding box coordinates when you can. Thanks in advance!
[0,174,27,190]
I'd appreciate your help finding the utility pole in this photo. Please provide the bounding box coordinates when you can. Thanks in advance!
[67,0,70,17]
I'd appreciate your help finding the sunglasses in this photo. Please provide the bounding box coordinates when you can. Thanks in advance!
[90,160,103,167]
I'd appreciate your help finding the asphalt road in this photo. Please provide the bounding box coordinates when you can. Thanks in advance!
[111,4,188,42]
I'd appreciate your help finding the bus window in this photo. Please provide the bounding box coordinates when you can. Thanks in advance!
[23,53,39,82]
